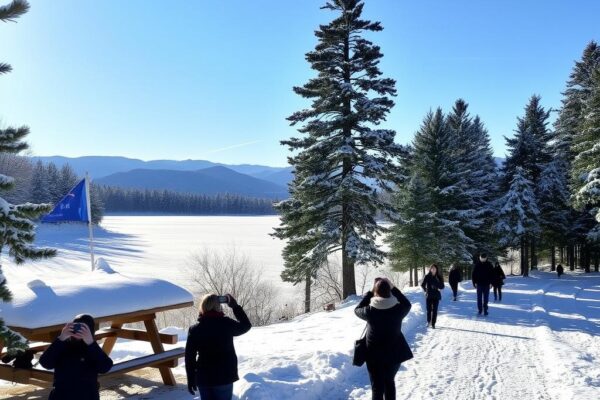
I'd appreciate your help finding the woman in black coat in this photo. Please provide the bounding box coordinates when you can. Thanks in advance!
[492,262,506,302]
[421,264,445,328]
[448,264,462,301]
[355,278,413,400]
[185,293,251,400]
[39,314,113,400]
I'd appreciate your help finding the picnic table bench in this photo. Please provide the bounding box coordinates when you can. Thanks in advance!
[0,301,193,388]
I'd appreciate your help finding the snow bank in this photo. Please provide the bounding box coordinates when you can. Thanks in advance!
[1,258,193,329]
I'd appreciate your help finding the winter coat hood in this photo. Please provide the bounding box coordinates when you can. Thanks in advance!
[370,296,399,310]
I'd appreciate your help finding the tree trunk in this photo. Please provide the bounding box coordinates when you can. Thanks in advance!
[522,238,530,277]
[569,245,575,271]
[594,252,599,272]
[551,246,556,271]
[560,246,564,264]
[408,265,413,287]
[583,245,591,273]
[530,238,537,270]
[340,32,356,299]
[413,265,418,287]
[304,272,311,314]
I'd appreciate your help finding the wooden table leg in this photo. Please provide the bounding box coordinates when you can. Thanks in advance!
[144,318,176,386]
[102,322,123,356]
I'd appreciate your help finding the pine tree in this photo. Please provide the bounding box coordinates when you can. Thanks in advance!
[495,167,540,276]
[277,0,407,298]
[45,162,61,202]
[30,160,49,203]
[446,100,499,258]
[572,68,600,241]
[0,0,56,354]
[59,164,79,198]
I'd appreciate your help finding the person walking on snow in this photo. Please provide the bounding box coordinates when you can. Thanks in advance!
[448,264,462,301]
[421,264,445,328]
[557,264,564,278]
[355,278,413,400]
[472,253,494,316]
[492,262,506,302]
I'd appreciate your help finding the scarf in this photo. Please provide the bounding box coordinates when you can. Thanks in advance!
[370,296,399,310]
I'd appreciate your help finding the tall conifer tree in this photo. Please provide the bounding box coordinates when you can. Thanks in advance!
[275,0,407,298]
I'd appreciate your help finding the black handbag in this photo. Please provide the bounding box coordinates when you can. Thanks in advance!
[352,324,368,366]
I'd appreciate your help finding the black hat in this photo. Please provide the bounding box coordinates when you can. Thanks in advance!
[73,314,95,337]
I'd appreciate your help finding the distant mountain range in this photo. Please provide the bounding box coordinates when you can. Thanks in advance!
[33,156,292,200]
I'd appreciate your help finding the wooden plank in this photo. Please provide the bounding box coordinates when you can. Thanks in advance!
[102,323,123,356]
[100,347,184,377]
[0,364,53,385]
[9,301,194,337]
[95,327,178,345]
[144,318,176,386]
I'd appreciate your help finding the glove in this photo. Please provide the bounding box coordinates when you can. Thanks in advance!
[227,294,238,307]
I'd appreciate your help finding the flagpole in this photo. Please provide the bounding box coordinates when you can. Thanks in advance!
[85,172,96,271]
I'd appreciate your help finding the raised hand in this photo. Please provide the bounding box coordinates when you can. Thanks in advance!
[58,323,74,341]
[72,323,94,345]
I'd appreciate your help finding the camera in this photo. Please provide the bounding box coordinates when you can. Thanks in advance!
[72,323,83,334]
[217,295,229,304]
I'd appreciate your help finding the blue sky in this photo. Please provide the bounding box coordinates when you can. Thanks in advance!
[0,0,598,167]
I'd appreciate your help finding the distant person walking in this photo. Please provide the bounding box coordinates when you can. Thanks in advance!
[421,264,445,328]
[355,278,413,400]
[39,314,113,400]
[472,254,494,316]
[557,264,564,279]
[448,264,462,301]
[492,262,506,302]
[185,293,251,400]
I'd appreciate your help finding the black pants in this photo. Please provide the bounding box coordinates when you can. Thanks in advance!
[450,282,458,298]
[367,361,400,400]
[426,297,440,327]
[477,285,490,313]
[493,285,502,301]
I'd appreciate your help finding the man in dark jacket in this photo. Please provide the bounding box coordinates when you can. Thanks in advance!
[448,264,462,301]
[355,278,413,400]
[39,314,113,400]
[185,294,251,399]
[472,254,494,316]
[557,264,564,278]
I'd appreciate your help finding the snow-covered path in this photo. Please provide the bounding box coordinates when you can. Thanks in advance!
[351,272,599,400]
[2,272,598,400]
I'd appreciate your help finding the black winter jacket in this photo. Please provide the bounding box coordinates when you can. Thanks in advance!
[185,305,251,387]
[354,287,413,365]
[472,260,495,287]
[39,339,113,400]
[449,268,462,286]
[492,266,506,287]
[421,273,445,300]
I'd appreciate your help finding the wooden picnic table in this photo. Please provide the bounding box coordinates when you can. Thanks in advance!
[0,300,193,389]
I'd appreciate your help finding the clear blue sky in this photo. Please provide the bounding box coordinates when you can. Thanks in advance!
[1,1,598,167]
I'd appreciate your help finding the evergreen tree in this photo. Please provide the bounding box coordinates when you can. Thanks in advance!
[45,162,61,202]
[0,0,56,354]
[277,0,407,298]
[495,167,540,276]
[30,160,49,203]
[572,68,600,241]
[59,164,78,198]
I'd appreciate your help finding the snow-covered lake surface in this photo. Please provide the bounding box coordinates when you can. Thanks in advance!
[3,215,296,299]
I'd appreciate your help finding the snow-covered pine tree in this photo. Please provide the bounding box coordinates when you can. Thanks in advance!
[503,95,551,269]
[30,160,50,203]
[46,162,62,203]
[496,167,540,277]
[278,0,407,298]
[401,109,474,270]
[0,0,56,354]
[538,159,571,270]
[59,164,79,198]
[446,100,499,259]
[572,69,600,245]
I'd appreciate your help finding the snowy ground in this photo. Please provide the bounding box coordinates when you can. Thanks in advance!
[5,271,597,400]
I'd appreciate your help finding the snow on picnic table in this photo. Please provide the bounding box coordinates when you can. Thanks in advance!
[103,271,599,400]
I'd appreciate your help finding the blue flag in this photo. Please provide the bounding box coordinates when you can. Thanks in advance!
[42,179,90,223]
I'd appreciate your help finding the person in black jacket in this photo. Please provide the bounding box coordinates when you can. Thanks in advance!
[185,293,251,399]
[448,264,462,301]
[420,264,445,328]
[355,277,413,400]
[557,264,564,278]
[492,262,506,302]
[39,314,113,400]
[472,254,494,316]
